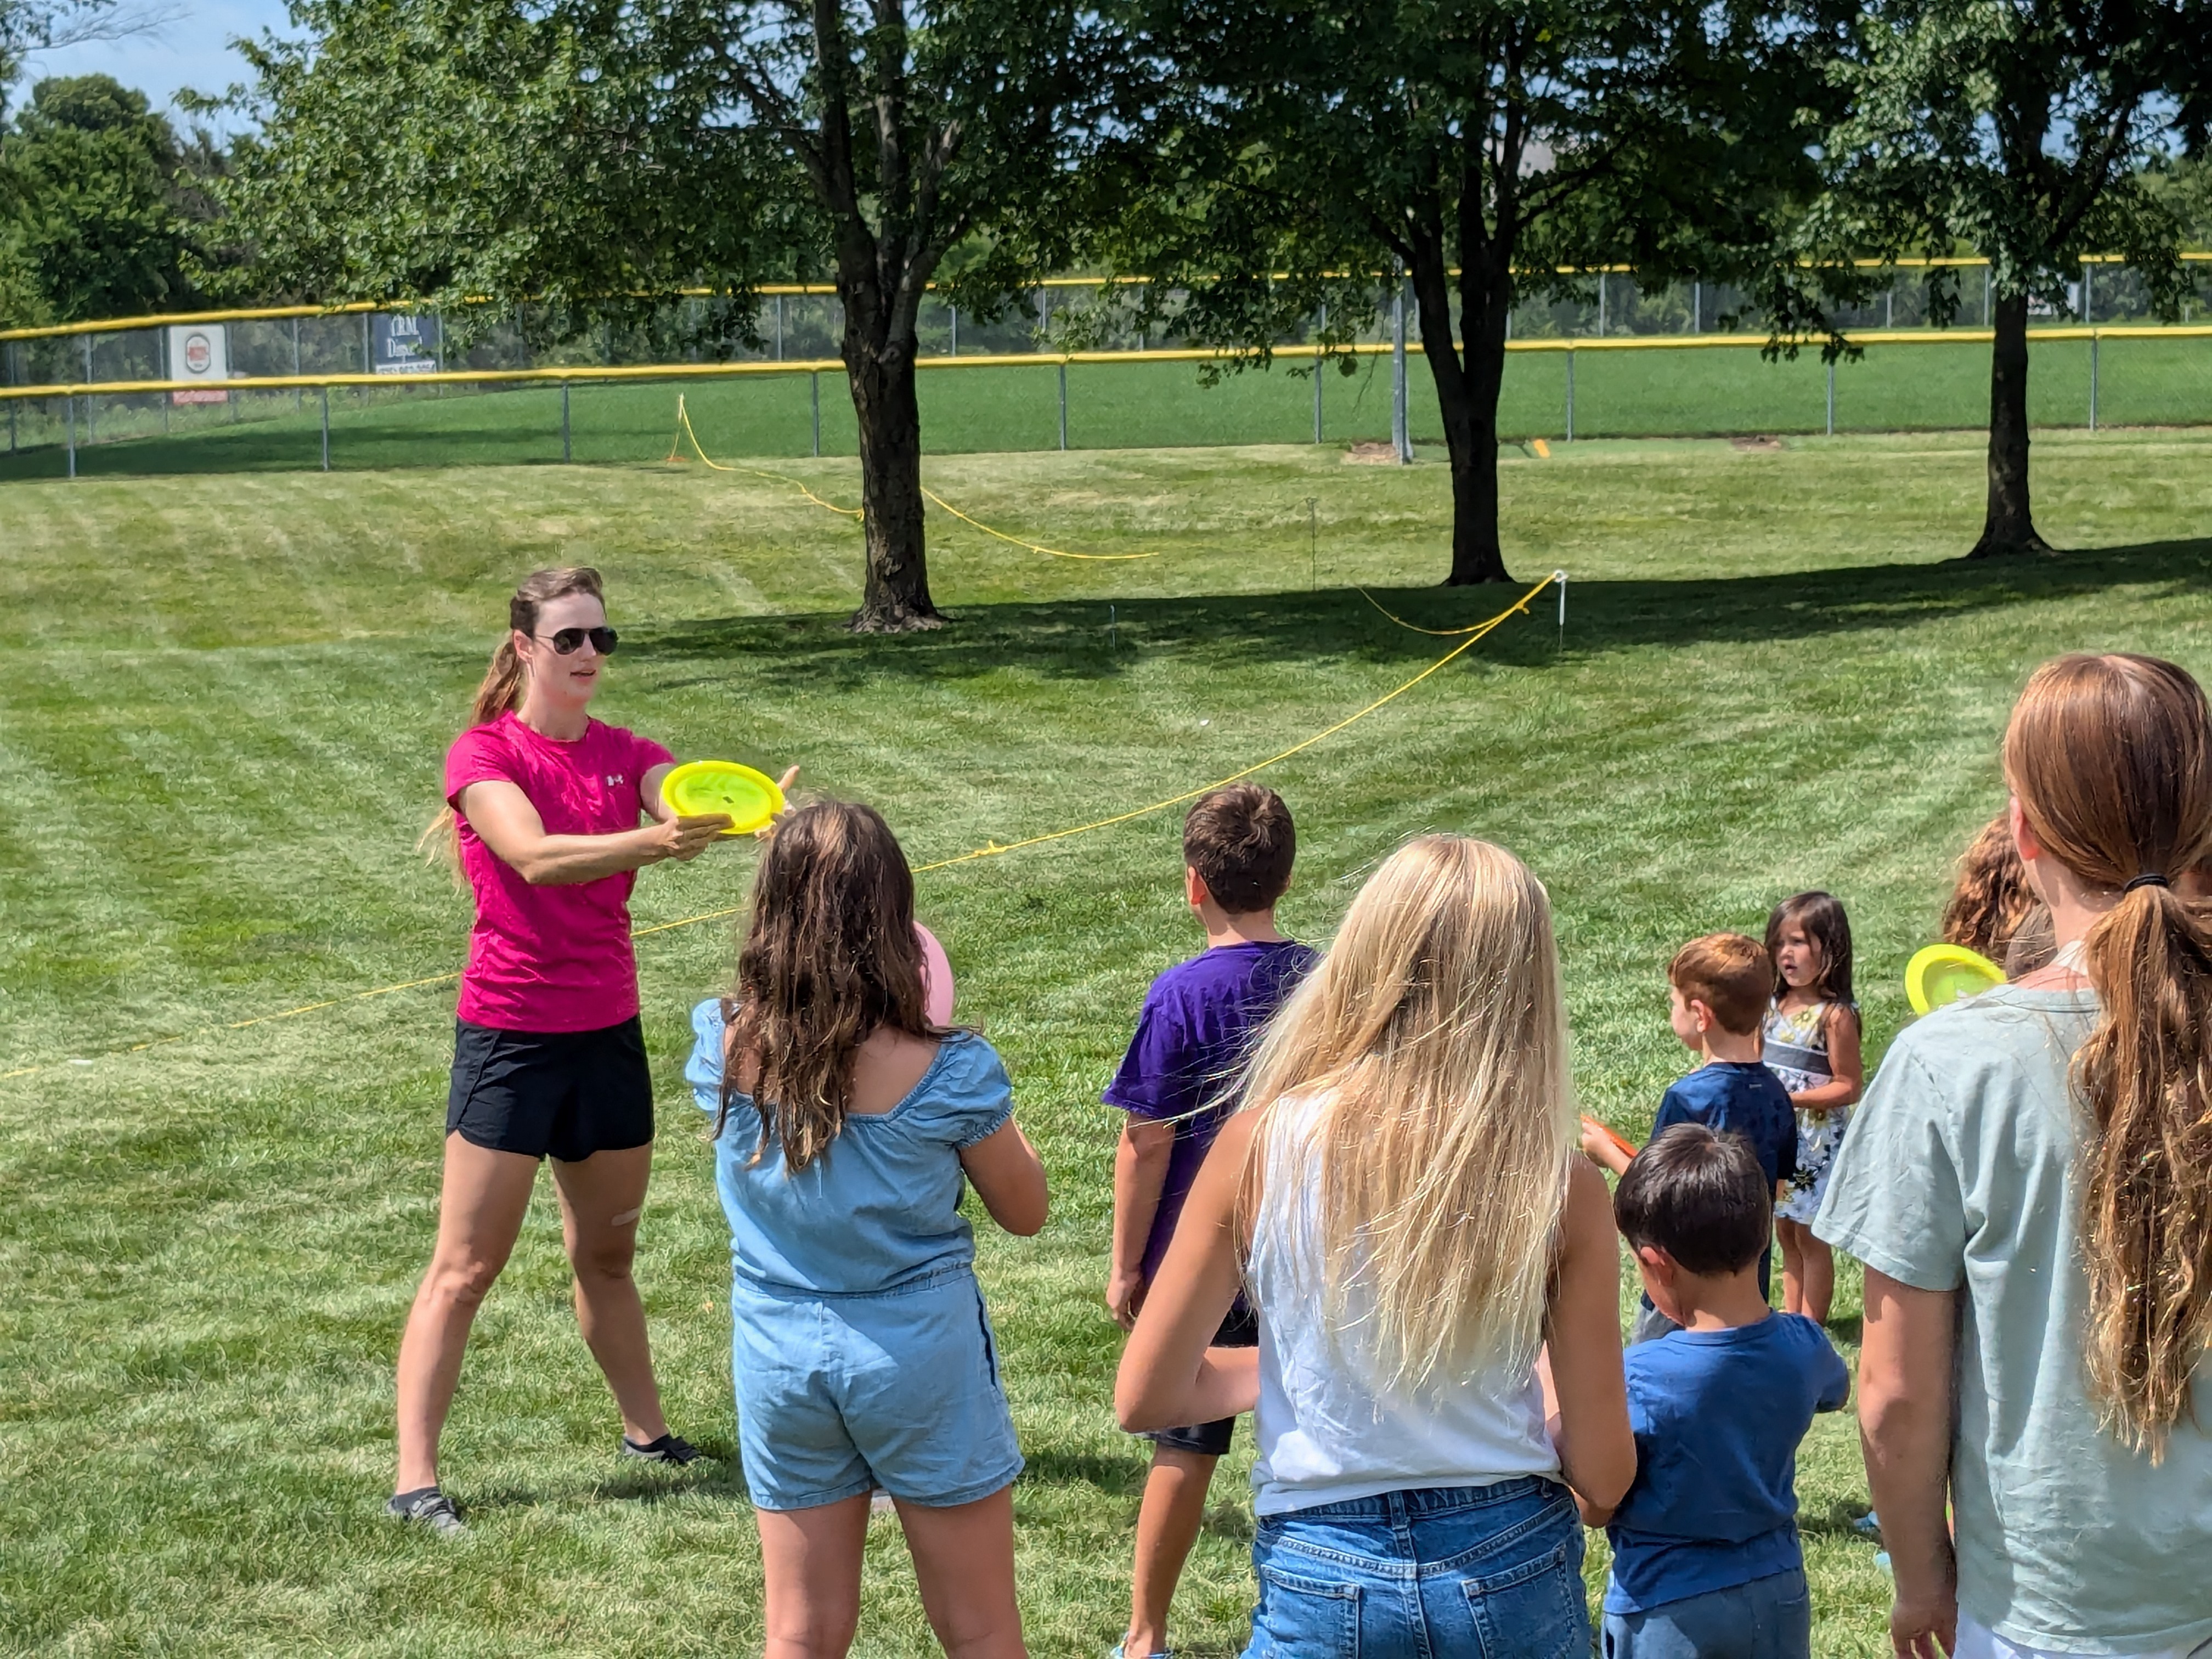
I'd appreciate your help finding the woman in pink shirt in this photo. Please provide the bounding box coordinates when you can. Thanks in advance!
[390,566,785,1535]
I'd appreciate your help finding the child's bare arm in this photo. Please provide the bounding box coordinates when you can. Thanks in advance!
[1118,1110,1261,1431]
[960,1119,1049,1236]
[1579,1116,1635,1176]
[1544,1159,1638,1513]
[1109,1119,1176,1328]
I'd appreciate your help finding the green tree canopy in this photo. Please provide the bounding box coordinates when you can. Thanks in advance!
[221,0,1119,630]
[1808,0,2211,557]
[1082,0,1844,585]
[0,72,211,324]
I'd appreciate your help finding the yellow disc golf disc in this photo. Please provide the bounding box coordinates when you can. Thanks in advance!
[661,760,784,836]
[1905,943,2006,1015]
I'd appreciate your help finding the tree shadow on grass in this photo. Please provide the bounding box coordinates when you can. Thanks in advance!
[631,538,2212,694]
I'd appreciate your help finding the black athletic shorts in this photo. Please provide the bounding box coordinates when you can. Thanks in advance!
[1142,1304,1261,1457]
[445,1015,654,1162]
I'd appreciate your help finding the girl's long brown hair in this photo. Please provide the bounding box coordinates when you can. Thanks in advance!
[2005,652,2212,1461]
[718,801,936,1171]
[421,566,607,861]
[1942,814,2042,961]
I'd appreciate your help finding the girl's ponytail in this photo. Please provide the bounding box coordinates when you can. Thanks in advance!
[421,567,606,867]
[2005,653,2212,1462]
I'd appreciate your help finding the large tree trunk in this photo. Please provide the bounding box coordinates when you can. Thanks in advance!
[1968,290,2053,559]
[1411,252,1514,585]
[843,330,943,632]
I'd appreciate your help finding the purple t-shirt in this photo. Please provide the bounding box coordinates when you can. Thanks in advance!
[1104,939,1319,1280]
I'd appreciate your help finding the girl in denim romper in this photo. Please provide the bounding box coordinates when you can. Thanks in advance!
[1113,834,1638,1659]
[686,801,1047,1659]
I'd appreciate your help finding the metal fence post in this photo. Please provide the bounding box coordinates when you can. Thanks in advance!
[776,295,785,361]
[810,370,820,457]
[2083,260,2094,324]
[67,394,76,477]
[82,336,94,442]
[1565,349,1575,442]
[320,386,330,470]
[1058,360,1069,449]
[950,304,959,357]
[1826,358,1836,435]
[2089,334,2099,432]
[292,317,302,412]
[160,326,171,435]
[562,380,572,461]
[1692,280,1701,334]
[1597,272,1607,337]
[1391,272,1410,463]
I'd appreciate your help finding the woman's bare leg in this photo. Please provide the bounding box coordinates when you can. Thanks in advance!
[550,1143,669,1444]
[897,1486,1026,1659]
[394,1135,540,1493]
[757,1494,871,1659]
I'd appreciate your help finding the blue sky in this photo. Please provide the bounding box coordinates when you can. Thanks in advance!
[21,0,295,128]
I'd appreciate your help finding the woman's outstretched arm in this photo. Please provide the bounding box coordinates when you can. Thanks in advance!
[460,778,728,884]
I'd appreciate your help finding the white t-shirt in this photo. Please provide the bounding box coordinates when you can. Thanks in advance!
[1246,1093,1561,1516]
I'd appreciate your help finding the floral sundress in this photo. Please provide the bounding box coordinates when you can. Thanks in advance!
[1764,998,1852,1223]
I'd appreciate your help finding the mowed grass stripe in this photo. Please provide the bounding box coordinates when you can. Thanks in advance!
[2,431,2210,1654]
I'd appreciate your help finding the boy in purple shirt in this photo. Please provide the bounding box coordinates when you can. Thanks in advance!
[1104,783,1317,1659]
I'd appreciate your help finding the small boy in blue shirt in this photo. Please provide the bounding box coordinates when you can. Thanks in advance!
[1103,783,1318,1659]
[1584,931,1797,1341]
[1579,1123,1850,1659]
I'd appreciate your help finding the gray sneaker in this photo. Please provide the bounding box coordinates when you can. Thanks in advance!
[386,1486,465,1536]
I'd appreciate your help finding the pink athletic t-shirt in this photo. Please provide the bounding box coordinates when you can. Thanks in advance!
[444,711,674,1032]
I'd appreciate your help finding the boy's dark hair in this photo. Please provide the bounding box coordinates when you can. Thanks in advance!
[1615,1124,1774,1276]
[1183,784,1295,915]
[1766,889,1856,1003]
[1668,932,1772,1036]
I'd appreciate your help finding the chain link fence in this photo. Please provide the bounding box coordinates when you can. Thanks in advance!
[4,266,2209,479]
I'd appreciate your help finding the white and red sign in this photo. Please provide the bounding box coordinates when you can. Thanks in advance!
[167,324,230,404]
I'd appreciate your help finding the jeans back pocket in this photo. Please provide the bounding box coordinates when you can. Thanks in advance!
[1460,1537,1587,1659]
[1251,1561,1361,1659]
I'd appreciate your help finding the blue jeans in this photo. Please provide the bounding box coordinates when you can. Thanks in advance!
[1240,1479,1589,1659]
[1600,1567,1811,1659]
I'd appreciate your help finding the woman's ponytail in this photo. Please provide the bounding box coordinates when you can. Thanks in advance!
[2005,653,2212,1462]
[421,567,606,868]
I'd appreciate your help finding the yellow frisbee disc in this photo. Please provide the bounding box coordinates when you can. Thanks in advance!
[1905,943,2006,1015]
[661,760,784,836]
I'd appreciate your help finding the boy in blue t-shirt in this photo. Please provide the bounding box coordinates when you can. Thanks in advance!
[1583,931,1797,1341]
[1577,1123,1850,1659]
[1103,783,1318,1659]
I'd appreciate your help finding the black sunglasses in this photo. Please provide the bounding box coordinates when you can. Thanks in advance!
[537,626,619,656]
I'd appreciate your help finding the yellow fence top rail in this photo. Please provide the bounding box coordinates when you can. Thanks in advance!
[7,253,2208,347]
[3,324,2208,403]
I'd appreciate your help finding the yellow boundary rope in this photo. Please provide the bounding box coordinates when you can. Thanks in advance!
[919,487,1163,562]
[673,396,1162,561]
[0,571,1553,1084]
[908,571,1556,871]
[671,396,862,516]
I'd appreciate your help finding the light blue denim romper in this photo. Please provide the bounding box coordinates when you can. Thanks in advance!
[687,1000,1024,1511]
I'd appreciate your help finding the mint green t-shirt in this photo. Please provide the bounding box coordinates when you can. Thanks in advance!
[1816,985,2212,1655]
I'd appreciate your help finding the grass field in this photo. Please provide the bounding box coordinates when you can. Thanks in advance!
[4,427,2211,1656]
[4,328,2209,479]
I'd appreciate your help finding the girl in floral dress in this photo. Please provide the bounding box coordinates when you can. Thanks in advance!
[1763,891,1864,1325]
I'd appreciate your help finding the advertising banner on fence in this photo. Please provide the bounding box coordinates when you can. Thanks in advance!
[371,313,442,374]
[167,324,229,404]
